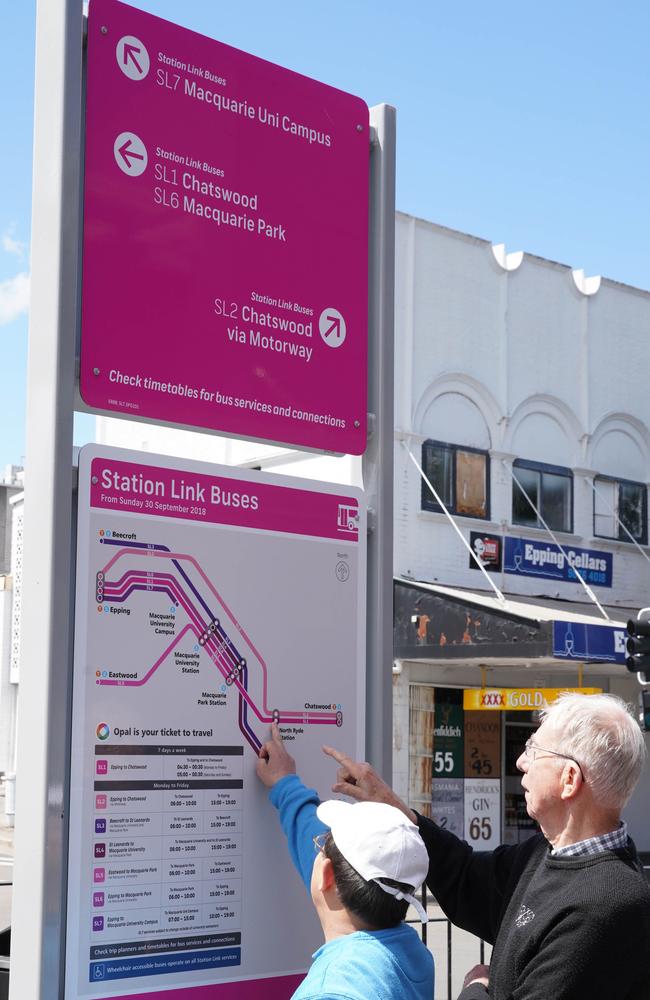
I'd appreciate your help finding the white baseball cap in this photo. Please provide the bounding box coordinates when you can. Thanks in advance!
[316,799,429,922]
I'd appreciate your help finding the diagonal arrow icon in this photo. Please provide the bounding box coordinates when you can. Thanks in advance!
[116,35,151,81]
[118,139,145,169]
[319,306,347,348]
[323,314,342,340]
[122,43,143,75]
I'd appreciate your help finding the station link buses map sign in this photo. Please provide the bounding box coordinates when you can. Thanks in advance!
[66,446,366,1000]
[80,0,369,454]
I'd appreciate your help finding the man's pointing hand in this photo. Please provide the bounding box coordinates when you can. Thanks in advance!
[322,745,417,823]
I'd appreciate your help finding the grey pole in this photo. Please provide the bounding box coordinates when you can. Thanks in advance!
[9,0,83,997]
[364,104,396,780]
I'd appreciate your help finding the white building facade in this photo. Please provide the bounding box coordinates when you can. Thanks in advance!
[392,213,650,849]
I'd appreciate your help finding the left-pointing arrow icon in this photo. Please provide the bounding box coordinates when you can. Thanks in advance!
[113,132,148,177]
[118,139,144,168]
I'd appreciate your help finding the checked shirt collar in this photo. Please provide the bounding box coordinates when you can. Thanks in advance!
[551,821,628,858]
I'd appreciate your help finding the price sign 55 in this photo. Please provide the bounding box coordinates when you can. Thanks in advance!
[434,750,455,773]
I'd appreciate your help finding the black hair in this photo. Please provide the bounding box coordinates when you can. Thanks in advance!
[323,832,411,929]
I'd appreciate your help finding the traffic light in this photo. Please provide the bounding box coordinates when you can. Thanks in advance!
[625,616,650,681]
[641,690,650,733]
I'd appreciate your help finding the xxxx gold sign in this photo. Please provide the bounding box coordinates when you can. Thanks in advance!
[463,687,602,711]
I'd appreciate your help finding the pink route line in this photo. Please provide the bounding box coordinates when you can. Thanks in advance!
[100,548,338,721]
[120,571,337,724]
[100,548,273,709]
[104,574,244,692]
[101,572,266,714]
[103,568,337,723]
[97,623,197,686]
[99,556,338,725]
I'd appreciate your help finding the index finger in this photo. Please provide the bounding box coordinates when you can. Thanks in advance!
[322,745,358,771]
[271,722,284,744]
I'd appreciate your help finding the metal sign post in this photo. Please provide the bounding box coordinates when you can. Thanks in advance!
[364,104,396,780]
[9,1,83,998]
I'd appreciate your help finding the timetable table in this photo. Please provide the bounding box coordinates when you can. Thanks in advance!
[91,744,243,944]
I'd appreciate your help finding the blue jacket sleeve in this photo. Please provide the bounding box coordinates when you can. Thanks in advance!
[268,774,328,891]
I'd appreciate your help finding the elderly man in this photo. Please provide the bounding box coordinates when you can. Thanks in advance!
[325,692,650,999]
[256,723,434,1000]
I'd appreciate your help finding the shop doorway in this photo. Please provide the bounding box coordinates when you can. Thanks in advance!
[503,713,537,844]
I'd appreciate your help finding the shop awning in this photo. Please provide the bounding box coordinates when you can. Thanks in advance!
[394,577,629,667]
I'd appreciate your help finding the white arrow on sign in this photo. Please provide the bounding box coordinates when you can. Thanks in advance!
[116,35,150,81]
[113,132,148,177]
[319,307,347,348]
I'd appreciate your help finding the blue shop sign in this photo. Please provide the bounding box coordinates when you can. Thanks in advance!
[552,621,626,664]
[504,537,612,588]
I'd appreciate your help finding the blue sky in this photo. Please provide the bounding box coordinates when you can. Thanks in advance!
[2,0,650,469]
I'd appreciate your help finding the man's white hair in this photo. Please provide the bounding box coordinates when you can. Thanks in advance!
[539,692,646,810]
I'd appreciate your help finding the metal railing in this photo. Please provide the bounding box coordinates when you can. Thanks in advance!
[406,883,487,1000]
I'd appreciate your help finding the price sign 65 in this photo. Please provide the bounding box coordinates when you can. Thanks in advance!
[469,817,492,841]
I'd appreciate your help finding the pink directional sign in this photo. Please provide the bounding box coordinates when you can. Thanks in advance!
[80,0,369,453]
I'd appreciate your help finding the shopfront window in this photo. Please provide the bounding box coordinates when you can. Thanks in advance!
[512,460,572,533]
[421,441,489,518]
[408,685,502,848]
[594,476,647,544]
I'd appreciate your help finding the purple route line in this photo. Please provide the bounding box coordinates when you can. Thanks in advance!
[101,548,276,711]
[104,572,206,645]
[96,623,197,686]
[104,573,246,683]
[100,539,170,552]
[239,665,261,753]
[172,558,216,626]
[97,546,340,747]
[100,574,242,701]
[101,567,166,591]
[207,628,241,672]
[102,584,176,605]
[214,625,241,669]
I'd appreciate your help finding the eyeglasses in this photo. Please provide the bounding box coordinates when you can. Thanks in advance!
[313,833,328,854]
[524,738,585,782]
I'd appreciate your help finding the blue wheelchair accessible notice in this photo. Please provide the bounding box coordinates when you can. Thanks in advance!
[89,948,241,982]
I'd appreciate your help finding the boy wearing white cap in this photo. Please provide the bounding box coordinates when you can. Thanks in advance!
[256,724,434,1000]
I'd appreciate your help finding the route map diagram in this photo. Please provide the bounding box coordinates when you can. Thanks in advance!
[65,446,366,1000]
[96,538,343,753]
